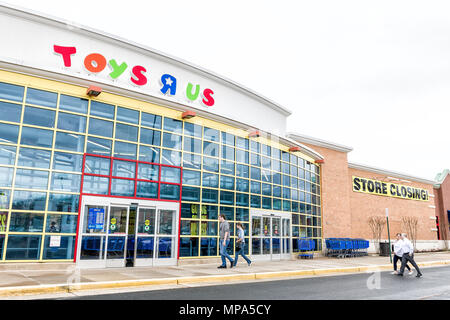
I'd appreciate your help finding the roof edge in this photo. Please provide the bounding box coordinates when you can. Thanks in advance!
[348,162,436,185]
[0,1,292,117]
[286,132,353,153]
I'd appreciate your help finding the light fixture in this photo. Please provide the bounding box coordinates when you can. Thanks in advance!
[182,110,196,119]
[315,159,325,164]
[289,146,301,152]
[248,130,261,138]
[86,85,102,97]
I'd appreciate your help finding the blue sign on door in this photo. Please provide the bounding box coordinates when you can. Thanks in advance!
[88,208,105,230]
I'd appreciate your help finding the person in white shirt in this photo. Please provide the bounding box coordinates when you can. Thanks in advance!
[397,233,423,278]
[391,233,412,275]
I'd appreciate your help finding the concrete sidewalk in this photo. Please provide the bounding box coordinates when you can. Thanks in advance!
[1,251,450,298]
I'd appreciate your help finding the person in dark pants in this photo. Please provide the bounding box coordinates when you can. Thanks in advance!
[392,233,412,275]
[397,233,423,278]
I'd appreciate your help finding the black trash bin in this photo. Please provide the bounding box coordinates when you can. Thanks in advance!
[379,242,390,256]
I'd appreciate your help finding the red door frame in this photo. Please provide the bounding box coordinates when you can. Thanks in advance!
[73,153,183,263]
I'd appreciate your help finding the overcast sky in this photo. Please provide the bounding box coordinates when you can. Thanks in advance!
[4,0,450,181]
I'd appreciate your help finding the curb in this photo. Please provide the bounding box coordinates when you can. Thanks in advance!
[1,260,449,297]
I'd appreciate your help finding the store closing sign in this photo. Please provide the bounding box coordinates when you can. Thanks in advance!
[53,45,215,107]
[352,176,429,201]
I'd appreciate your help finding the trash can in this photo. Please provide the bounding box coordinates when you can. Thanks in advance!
[379,242,390,256]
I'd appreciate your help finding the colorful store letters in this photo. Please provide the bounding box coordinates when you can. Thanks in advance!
[53,45,215,107]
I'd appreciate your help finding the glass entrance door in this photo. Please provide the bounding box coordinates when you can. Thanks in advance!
[251,213,291,261]
[77,196,179,268]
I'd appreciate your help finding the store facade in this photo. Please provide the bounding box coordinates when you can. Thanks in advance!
[0,4,324,266]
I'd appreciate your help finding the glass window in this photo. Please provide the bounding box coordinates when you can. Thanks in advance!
[236,208,249,221]
[82,176,109,194]
[273,185,282,198]
[283,174,290,187]
[84,156,110,175]
[6,235,42,260]
[0,123,19,144]
[182,153,201,170]
[222,145,234,161]
[0,82,24,102]
[88,118,113,138]
[261,156,271,169]
[59,95,88,114]
[273,173,281,185]
[115,123,138,142]
[53,152,83,172]
[221,132,235,146]
[114,141,137,159]
[159,183,180,200]
[161,166,181,183]
[220,176,234,190]
[140,128,161,146]
[203,141,219,157]
[55,132,85,152]
[273,198,282,210]
[220,191,234,205]
[282,151,290,163]
[272,147,281,160]
[236,178,249,192]
[23,106,55,128]
[12,190,47,211]
[180,237,199,257]
[86,137,112,156]
[183,136,202,154]
[251,181,261,194]
[138,163,159,181]
[290,154,298,166]
[236,164,249,178]
[236,136,249,150]
[261,170,271,183]
[203,156,219,172]
[203,172,219,188]
[111,179,135,197]
[182,186,200,202]
[139,146,160,163]
[236,193,249,207]
[14,169,48,190]
[117,107,139,124]
[161,149,181,166]
[250,140,260,153]
[262,197,271,209]
[0,101,22,123]
[90,101,115,119]
[200,237,217,256]
[50,172,81,192]
[236,149,249,164]
[57,112,86,133]
[112,160,136,178]
[221,160,235,175]
[184,122,202,138]
[0,145,16,165]
[250,153,260,166]
[20,126,53,148]
[251,167,261,180]
[202,188,218,203]
[251,195,261,208]
[136,181,158,198]
[220,206,234,221]
[163,117,182,133]
[0,166,14,187]
[9,212,45,232]
[141,112,161,129]
[26,88,57,108]
[43,236,76,260]
[261,144,271,157]
[203,127,219,142]
[182,169,201,186]
[47,193,79,212]
[163,132,182,150]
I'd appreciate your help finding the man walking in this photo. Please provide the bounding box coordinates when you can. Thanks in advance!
[397,233,423,278]
[392,233,412,275]
[218,214,234,268]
